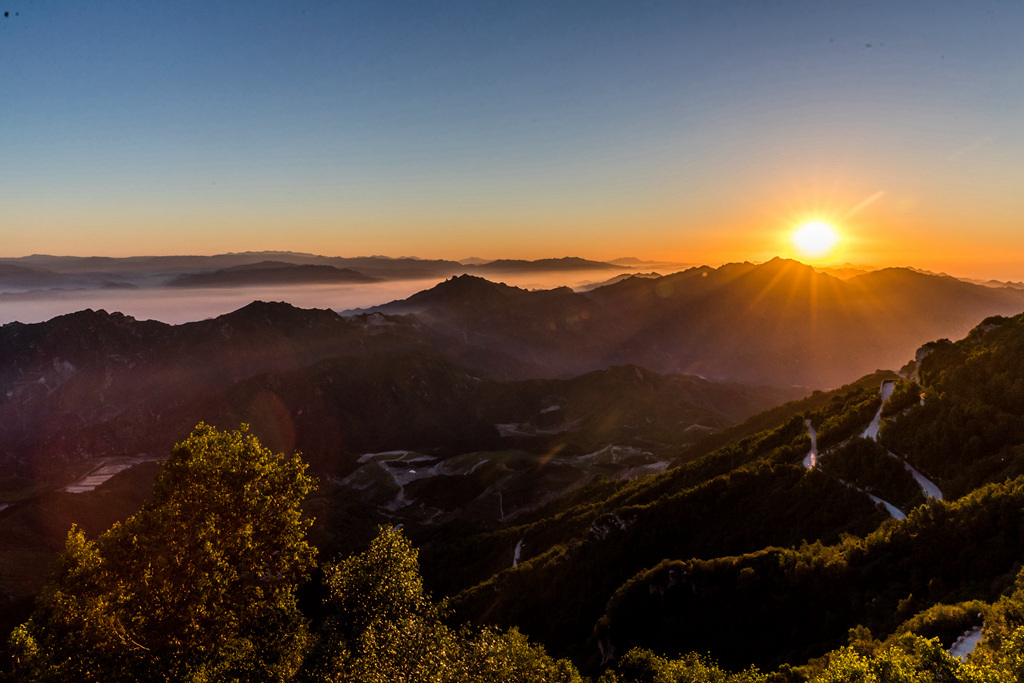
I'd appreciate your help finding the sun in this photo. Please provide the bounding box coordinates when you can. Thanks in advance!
[791,221,841,259]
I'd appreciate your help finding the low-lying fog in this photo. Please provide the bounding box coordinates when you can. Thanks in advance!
[0,269,637,325]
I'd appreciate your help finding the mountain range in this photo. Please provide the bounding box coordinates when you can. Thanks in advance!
[5,256,1023,489]
[0,299,803,489]
[433,311,1024,673]
[166,262,380,287]
[0,252,633,294]
[5,257,1024,678]
[355,258,1024,387]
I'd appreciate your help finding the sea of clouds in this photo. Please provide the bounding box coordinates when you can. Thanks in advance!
[0,270,631,325]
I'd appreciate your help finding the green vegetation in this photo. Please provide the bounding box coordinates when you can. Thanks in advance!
[451,461,881,660]
[413,323,1024,673]
[818,438,923,512]
[680,371,898,464]
[427,378,902,662]
[594,607,1024,682]
[303,527,583,683]
[598,649,768,682]
[11,313,1024,680]
[805,633,995,682]
[882,313,1024,497]
[894,600,988,645]
[4,425,582,682]
[880,379,920,418]
[595,474,1024,670]
[425,376,894,605]
[7,424,317,681]
[8,407,1024,681]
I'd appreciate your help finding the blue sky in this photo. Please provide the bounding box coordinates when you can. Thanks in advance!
[3,1,1024,278]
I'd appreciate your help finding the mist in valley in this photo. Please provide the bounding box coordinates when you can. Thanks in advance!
[0,268,633,325]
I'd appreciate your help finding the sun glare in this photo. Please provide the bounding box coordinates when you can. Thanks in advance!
[791,221,841,259]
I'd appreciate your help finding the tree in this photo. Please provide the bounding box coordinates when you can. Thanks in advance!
[303,526,583,683]
[810,634,996,683]
[8,423,317,682]
[323,525,432,643]
[599,648,768,683]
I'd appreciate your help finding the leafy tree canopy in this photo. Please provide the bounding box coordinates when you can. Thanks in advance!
[9,424,317,682]
[6,426,582,682]
[305,525,584,682]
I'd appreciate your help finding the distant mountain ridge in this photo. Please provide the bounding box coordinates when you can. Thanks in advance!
[0,252,634,291]
[167,262,379,287]
[355,258,1024,388]
[472,257,619,272]
[6,255,1023,400]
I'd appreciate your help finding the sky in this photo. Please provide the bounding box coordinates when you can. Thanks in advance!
[3,1,1024,280]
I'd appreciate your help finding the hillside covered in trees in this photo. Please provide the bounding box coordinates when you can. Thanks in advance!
[4,425,584,682]
[9,308,1024,680]
[8,422,1024,682]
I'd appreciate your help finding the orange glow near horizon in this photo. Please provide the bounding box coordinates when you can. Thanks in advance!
[8,196,1024,284]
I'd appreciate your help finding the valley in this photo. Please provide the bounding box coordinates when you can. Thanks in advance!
[4,260,1024,680]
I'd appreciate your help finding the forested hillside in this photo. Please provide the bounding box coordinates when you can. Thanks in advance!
[8,409,1024,681]
[8,305,1024,680]
[4,426,585,682]
[881,314,1024,498]
[429,312,1024,676]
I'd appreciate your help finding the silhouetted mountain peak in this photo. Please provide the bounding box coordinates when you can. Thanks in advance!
[439,273,514,290]
[214,300,344,332]
[0,308,169,385]
[51,308,118,323]
[405,275,523,306]
[43,308,160,338]
[853,266,960,285]
[762,256,804,266]
[226,299,306,317]
[848,268,1011,305]
[472,256,618,272]
[753,256,823,277]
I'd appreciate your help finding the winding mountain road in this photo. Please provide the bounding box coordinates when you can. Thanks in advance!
[802,419,818,469]
[861,380,943,500]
